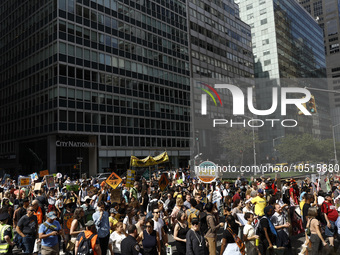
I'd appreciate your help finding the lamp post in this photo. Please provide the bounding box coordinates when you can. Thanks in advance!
[272,136,284,163]
[332,124,340,164]
[243,116,257,169]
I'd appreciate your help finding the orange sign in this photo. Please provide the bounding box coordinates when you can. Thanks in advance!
[106,172,122,189]
[158,173,169,191]
[39,170,49,177]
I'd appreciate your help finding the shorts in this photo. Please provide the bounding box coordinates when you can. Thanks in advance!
[325,220,335,237]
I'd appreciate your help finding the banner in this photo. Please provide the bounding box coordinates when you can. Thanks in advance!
[126,169,135,188]
[130,152,169,167]
[18,177,31,187]
[40,170,49,177]
[45,175,55,189]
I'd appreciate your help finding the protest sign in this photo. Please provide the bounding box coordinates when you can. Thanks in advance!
[18,177,31,187]
[30,173,39,181]
[87,186,97,197]
[66,184,79,192]
[45,175,55,189]
[106,172,122,189]
[111,189,121,203]
[159,174,170,191]
[39,170,49,177]
[63,211,73,235]
[212,191,222,203]
[34,182,42,191]
[126,169,135,188]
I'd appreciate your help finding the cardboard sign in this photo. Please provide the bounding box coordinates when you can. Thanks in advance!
[236,213,247,226]
[40,170,49,177]
[34,182,42,191]
[106,172,122,189]
[18,177,31,187]
[126,169,135,188]
[45,175,55,189]
[159,174,169,191]
[66,184,79,192]
[111,189,121,203]
[87,186,97,197]
[63,211,73,235]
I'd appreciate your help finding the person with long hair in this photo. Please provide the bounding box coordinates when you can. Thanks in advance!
[123,207,137,233]
[220,215,242,255]
[109,222,126,255]
[137,218,161,255]
[173,210,188,255]
[305,207,327,255]
[70,207,85,244]
[170,196,183,226]
[231,199,243,218]
[186,217,207,255]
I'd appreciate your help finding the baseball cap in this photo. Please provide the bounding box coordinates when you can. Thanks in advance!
[258,189,264,194]
[191,217,200,225]
[46,212,57,220]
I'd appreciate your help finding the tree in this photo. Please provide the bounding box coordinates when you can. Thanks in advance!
[275,134,339,163]
[219,128,260,165]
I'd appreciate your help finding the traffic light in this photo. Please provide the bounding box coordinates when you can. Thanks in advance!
[195,130,199,141]
[298,101,307,115]
[307,95,317,114]
[73,165,77,169]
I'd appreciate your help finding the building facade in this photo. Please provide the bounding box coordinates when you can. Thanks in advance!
[238,0,332,162]
[299,0,340,141]
[0,0,191,177]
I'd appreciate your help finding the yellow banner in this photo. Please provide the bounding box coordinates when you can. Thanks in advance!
[130,152,169,167]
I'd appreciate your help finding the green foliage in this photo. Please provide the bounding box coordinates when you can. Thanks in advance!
[275,134,338,163]
[219,128,261,165]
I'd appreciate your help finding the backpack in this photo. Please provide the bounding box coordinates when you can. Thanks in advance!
[317,202,328,225]
[227,227,245,255]
[199,212,209,235]
[77,233,95,255]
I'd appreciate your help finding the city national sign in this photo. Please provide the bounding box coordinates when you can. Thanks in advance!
[56,140,96,148]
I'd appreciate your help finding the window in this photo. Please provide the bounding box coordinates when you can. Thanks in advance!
[261,19,267,25]
[247,13,254,20]
[246,4,253,10]
[262,39,269,45]
[260,8,266,15]
[264,60,271,66]
[261,29,268,35]
[263,50,270,56]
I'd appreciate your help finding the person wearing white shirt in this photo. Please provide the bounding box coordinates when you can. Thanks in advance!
[109,222,126,255]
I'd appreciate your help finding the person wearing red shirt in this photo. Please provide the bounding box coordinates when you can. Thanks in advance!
[321,193,338,247]
[232,187,241,203]
[289,181,299,205]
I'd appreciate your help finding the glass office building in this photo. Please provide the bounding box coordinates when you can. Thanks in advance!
[238,0,331,162]
[299,0,340,141]
[0,0,190,176]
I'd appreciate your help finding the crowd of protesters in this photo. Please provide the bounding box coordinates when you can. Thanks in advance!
[0,171,340,255]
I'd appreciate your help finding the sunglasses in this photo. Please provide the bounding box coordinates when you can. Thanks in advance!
[192,222,199,226]
[28,209,36,212]
[153,211,160,214]
[145,225,152,228]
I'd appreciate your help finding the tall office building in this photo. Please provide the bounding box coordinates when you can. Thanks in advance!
[299,0,340,141]
[237,0,332,162]
[0,0,191,176]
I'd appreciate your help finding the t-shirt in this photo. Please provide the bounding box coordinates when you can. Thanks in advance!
[123,216,137,233]
[222,225,238,244]
[153,218,164,241]
[258,217,275,243]
[109,231,126,253]
[243,224,255,246]
[302,203,311,229]
[321,201,338,222]
[109,217,118,234]
[39,220,61,247]
[17,214,38,235]
[251,196,266,216]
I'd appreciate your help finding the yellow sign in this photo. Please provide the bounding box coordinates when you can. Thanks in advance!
[159,174,169,191]
[18,177,31,187]
[130,152,169,167]
[106,172,122,189]
[126,169,135,188]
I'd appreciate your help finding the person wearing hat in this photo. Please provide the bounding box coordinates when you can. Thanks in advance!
[251,189,266,216]
[74,220,101,255]
[0,212,14,254]
[130,181,139,201]
[321,192,337,247]
[121,224,141,255]
[186,217,207,254]
[38,212,62,255]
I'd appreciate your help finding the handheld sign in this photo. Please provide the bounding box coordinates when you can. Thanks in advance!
[159,174,170,191]
[45,175,55,189]
[106,172,122,189]
[18,177,31,187]
[40,170,49,177]
[126,170,135,188]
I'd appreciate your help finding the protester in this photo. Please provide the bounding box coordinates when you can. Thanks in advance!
[321,192,337,247]
[243,212,259,255]
[205,202,224,254]
[138,218,161,255]
[74,220,101,255]
[38,211,62,255]
[186,217,207,255]
[121,224,141,255]
[173,210,188,255]
[305,207,327,255]
[93,201,110,255]
[0,212,14,254]
[109,222,126,255]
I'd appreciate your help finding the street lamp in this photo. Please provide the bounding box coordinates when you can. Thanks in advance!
[332,124,340,164]
[272,136,284,163]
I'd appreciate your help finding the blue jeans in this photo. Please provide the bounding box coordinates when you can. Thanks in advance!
[22,235,35,253]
